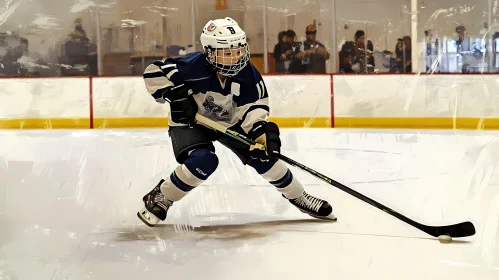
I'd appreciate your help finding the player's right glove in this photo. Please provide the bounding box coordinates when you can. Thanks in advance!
[162,84,198,126]
[248,121,281,161]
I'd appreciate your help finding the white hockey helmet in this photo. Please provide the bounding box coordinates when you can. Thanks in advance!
[200,17,250,77]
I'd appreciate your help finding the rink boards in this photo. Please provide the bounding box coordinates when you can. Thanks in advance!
[1,74,499,129]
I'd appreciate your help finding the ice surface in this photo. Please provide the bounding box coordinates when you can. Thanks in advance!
[1,128,498,279]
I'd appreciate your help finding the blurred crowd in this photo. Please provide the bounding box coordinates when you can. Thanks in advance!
[0,17,498,77]
[273,24,413,74]
[0,18,98,77]
[273,24,330,74]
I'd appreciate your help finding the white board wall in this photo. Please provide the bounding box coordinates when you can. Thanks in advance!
[1,74,499,123]
[92,75,331,118]
[0,78,89,119]
[334,75,499,118]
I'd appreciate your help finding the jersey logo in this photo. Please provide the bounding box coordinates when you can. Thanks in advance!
[202,96,230,118]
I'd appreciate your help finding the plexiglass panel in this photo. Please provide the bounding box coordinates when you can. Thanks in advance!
[335,0,412,73]
[266,0,334,73]
[1,0,498,76]
[420,0,492,73]
[0,1,100,76]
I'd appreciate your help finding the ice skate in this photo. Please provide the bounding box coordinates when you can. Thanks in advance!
[137,179,173,227]
[286,191,337,221]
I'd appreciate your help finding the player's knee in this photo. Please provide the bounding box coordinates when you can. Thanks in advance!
[183,148,219,180]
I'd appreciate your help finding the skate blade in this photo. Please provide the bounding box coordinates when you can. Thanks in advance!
[309,213,337,221]
[137,207,161,227]
[299,209,337,221]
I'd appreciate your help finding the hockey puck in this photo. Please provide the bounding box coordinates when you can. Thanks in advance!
[438,235,453,244]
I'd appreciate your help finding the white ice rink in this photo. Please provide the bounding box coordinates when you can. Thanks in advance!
[1,128,498,280]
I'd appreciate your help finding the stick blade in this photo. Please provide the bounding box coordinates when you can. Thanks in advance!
[423,221,476,238]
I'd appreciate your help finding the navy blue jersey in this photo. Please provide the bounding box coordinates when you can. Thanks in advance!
[143,52,269,133]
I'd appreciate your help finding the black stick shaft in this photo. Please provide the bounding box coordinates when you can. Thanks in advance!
[219,124,421,227]
[194,114,475,238]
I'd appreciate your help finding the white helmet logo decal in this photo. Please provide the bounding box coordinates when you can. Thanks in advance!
[207,22,216,31]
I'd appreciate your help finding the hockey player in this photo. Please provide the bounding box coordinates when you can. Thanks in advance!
[138,17,336,227]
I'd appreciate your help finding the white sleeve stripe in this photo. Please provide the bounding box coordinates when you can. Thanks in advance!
[233,98,269,120]
[166,69,179,80]
[260,82,265,98]
[240,108,270,133]
[144,66,163,75]
[145,76,174,94]
[259,81,266,98]
[256,83,262,99]
[143,71,164,77]
[161,64,177,69]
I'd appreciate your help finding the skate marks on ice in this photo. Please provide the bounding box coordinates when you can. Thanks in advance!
[113,218,332,242]
[0,218,331,279]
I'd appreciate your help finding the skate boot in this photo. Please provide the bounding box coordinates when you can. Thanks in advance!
[137,179,173,227]
[285,191,337,221]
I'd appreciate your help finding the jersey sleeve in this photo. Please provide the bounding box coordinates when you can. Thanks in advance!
[143,60,185,103]
[234,73,270,134]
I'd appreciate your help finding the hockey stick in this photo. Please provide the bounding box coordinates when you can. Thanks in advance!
[194,114,476,238]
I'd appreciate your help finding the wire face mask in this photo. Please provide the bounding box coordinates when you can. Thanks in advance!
[205,44,250,77]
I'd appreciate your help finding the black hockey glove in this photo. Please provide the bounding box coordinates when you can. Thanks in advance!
[248,121,281,161]
[162,84,198,126]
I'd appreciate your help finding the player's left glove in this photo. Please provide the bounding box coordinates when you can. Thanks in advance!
[248,121,281,161]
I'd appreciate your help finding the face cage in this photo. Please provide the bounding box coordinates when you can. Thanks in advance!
[205,45,250,77]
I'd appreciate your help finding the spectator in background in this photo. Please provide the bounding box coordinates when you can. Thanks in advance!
[402,36,412,72]
[0,31,29,76]
[456,25,470,73]
[61,18,97,76]
[294,24,329,73]
[353,30,374,72]
[367,40,374,68]
[340,30,374,73]
[273,29,297,73]
[390,36,412,73]
[391,38,404,72]
[425,29,440,72]
[493,32,499,70]
[456,25,467,49]
[339,41,355,73]
[273,31,287,73]
[455,25,482,73]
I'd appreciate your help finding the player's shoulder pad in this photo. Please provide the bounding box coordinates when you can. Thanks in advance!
[164,52,211,82]
[150,52,210,85]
